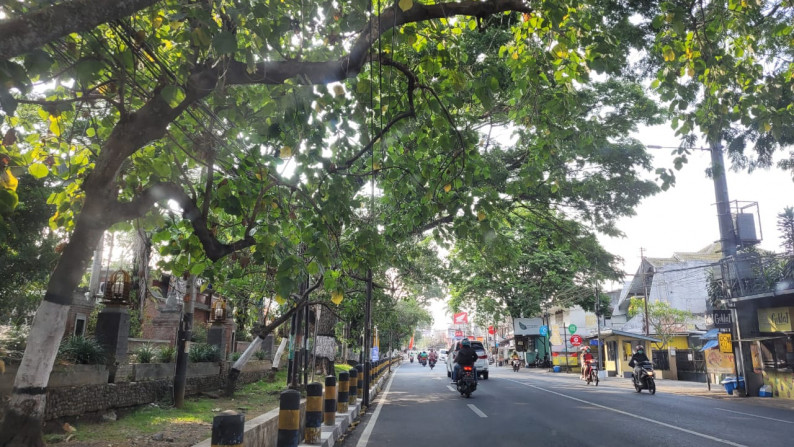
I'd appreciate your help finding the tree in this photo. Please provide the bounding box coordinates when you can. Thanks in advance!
[0,1,715,443]
[447,211,623,321]
[0,174,60,325]
[777,207,794,255]
[628,297,693,350]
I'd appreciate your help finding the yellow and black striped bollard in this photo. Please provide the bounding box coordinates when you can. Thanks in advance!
[323,375,337,426]
[277,389,301,447]
[304,382,323,444]
[337,371,349,413]
[211,410,244,447]
[348,368,357,406]
[356,365,363,398]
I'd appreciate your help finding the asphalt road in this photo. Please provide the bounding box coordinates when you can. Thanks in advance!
[341,362,794,447]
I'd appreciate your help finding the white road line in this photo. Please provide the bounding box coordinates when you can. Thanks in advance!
[715,408,794,424]
[467,404,487,418]
[447,385,457,392]
[356,367,398,447]
[504,378,748,447]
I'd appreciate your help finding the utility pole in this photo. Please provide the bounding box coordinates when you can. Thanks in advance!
[640,248,650,336]
[710,141,738,257]
[174,274,196,408]
[363,268,372,407]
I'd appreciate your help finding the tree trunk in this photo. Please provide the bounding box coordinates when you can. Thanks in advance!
[0,215,106,445]
[314,306,337,373]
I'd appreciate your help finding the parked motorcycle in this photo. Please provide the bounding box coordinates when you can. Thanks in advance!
[512,359,521,372]
[632,361,656,394]
[584,360,599,386]
[456,365,477,398]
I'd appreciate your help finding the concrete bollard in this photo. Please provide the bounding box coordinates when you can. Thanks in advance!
[277,389,301,447]
[356,365,363,398]
[211,410,244,447]
[348,368,357,405]
[323,375,337,426]
[304,382,323,444]
[337,371,349,413]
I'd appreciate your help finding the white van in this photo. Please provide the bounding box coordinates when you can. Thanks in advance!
[439,349,448,362]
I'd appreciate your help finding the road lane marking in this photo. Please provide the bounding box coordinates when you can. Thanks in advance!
[715,408,794,424]
[504,378,748,447]
[467,404,487,418]
[356,366,398,447]
[447,385,456,392]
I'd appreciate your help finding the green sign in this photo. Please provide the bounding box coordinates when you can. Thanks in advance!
[568,324,577,334]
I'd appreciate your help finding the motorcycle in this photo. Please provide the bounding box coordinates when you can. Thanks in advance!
[429,358,436,370]
[512,359,521,372]
[456,365,477,398]
[409,355,414,363]
[632,361,656,394]
[584,361,599,386]
[419,357,427,366]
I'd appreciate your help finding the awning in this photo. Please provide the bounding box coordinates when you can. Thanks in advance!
[700,329,720,340]
[587,329,661,343]
[700,340,719,351]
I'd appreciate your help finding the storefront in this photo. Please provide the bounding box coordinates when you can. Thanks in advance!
[731,293,794,398]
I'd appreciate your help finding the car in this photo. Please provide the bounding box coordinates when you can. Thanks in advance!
[446,340,489,380]
[438,349,448,362]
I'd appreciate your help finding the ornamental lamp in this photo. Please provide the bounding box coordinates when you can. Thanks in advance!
[103,269,131,304]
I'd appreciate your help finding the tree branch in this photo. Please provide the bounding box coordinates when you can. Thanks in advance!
[222,0,533,87]
[0,0,161,60]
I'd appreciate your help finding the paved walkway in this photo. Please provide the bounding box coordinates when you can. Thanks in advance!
[500,364,794,411]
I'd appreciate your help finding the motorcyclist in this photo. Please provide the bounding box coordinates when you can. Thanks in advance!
[580,346,594,380]
[452,338,478,383]
[428,349,438,364]
[628,344,650,384]
[419,351,428,364]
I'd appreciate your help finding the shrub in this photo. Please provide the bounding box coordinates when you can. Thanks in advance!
[58,336,106,365]
[0,325,29,364]
[135,344,156,363]
[229,351,242,361]
[189,343,220,363]
[157,345,176,363]
[254,349,269,361]
[190,322,208,343]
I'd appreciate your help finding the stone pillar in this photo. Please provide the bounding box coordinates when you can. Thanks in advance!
[95,304,130,383]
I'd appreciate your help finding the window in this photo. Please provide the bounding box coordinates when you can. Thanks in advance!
[74,314,87,337]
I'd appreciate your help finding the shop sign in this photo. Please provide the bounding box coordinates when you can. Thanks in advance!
[718,333,733,353]
[712,310,732,328]
[757,307,794,332]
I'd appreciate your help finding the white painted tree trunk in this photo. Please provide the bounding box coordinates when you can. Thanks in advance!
[272,338,287,369]
[231,336,263,371]
[8,301,70,420]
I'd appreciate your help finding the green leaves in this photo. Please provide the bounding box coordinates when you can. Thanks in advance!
[160,86,185,108]
[212,31,237,54]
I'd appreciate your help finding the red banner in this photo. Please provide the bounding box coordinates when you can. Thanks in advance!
[488,326,495,335]
[408,336,414,350]
[453,312,469,324]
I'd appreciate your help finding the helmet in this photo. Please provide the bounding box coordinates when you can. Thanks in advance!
[636,344,644,351]
[585,346,591,352]
[461,338,471,347]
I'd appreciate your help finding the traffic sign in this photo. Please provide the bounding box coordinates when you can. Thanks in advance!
[371,347,379,361]
[568,324,577,334]
[570,335,583,346]
[539,325,549,337]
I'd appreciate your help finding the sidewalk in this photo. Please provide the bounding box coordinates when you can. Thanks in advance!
[515,365,794,411]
